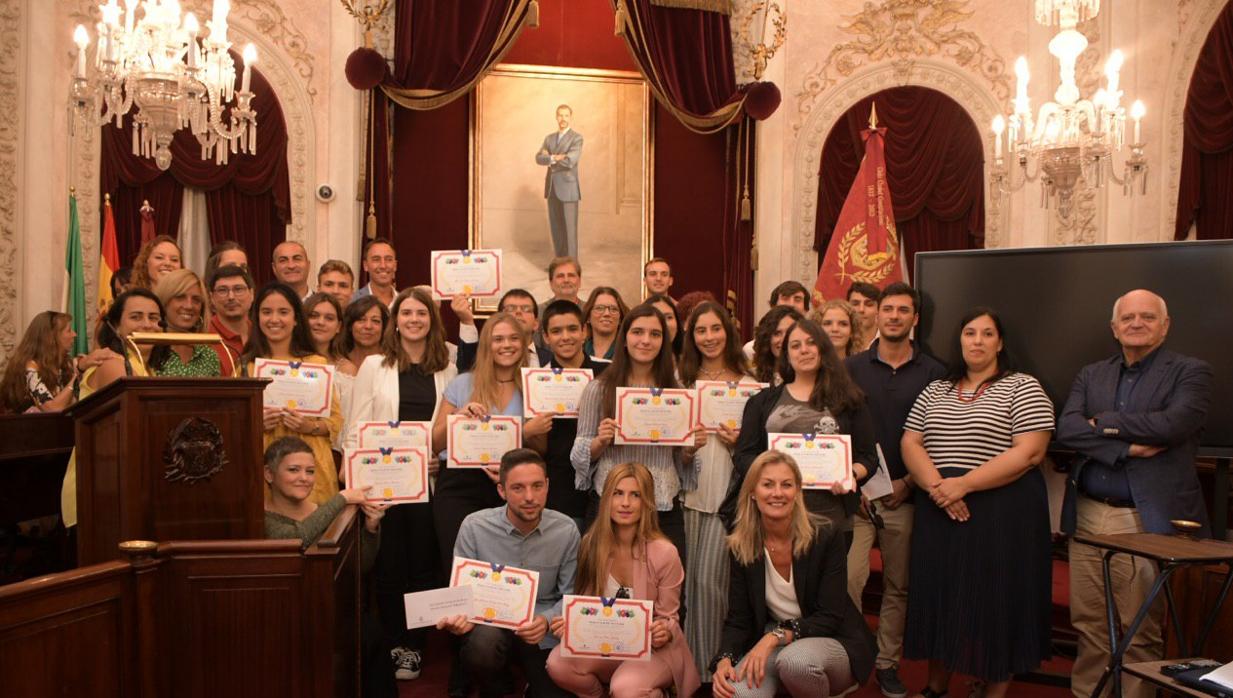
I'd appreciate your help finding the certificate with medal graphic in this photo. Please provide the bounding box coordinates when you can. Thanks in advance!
[696,380,767,432]
[446,415,523,468]
[344,447,429,503]
[613,387,696,446]
[355,420,432,451]
[449,557,540,629]
[430,249,503,299]
[522,367,593,418]
[768,433,855,490]
[560,595,653,661]
[253,358,335,416]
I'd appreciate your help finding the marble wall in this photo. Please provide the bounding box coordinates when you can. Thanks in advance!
[3,0,1226,364]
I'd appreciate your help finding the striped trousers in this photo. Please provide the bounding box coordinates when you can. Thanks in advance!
[684,508,729,677]
[730,636,854,698]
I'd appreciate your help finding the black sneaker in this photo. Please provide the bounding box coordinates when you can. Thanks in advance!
[391,647,421,680]
[876,666,908,698]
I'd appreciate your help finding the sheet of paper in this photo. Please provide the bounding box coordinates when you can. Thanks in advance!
[522,367,593,418]
[403,586,474,629]
[768,433,855,490]
[253,358,335,416]
[696,381,767,432]
[430,249,503,299]
[446,415,523,468]
[1202,662,1233,690]
[560,595,653,661]
[613,387,696,446]
[449,556,540,629]
[354,420,431,450]
[860,443,894,501]
[343,447,429,503]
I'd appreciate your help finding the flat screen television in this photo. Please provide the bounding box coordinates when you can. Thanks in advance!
[914,240,1233,456]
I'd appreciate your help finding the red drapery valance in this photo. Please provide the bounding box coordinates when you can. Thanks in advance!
[100,59,291,283]
[1175,0,1233,240]
[816,86,984,280]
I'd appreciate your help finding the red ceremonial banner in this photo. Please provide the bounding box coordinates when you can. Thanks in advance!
[814,114,903,302]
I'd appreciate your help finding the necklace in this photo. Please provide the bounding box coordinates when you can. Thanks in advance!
[698,366,728,381]
[497,378,515,384]
[956,379,989,402]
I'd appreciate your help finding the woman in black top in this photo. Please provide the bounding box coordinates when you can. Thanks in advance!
[711,450,875,698]
[346,287,458,683]
[729,318,876,537]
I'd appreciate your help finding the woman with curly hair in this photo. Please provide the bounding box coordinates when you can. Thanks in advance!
[750,306,804,385]
[130,235,183,290]
[0,311,77,413]
[809,299,864,360]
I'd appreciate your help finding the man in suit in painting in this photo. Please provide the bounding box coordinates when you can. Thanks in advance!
[1056,288,1214,698]
[536,104,583,260]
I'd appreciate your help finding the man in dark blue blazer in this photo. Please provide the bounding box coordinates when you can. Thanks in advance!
[1056,289,1213,698]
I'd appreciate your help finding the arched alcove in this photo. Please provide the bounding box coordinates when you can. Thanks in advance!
[815,86,985,282]
[791,60,1002,286]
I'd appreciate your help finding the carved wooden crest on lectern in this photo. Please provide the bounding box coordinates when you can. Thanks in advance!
[163,417,228,484]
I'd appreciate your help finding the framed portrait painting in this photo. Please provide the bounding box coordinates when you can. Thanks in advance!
[471,64,652,313]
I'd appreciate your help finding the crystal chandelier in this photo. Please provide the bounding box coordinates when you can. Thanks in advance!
[70,0,258,170]
[989,0,1147,219]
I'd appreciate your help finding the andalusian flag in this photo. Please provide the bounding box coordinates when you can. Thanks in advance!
[814,105,903,302]
[63,192,89,356]
[98,193,120,315]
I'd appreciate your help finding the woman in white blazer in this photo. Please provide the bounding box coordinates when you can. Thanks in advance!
[346,286,457,683]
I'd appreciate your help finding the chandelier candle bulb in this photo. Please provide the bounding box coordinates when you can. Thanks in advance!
[184,13,198,68]
[240,43,256,93]
[73,25,89,78]
[991,115,1005,156]
[1131,100,1145,144]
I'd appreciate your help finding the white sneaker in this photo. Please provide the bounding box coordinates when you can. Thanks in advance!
[391,647,421,680]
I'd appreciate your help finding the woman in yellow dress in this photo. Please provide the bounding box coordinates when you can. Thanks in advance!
[61,289,168,527]
[243,282,343,505]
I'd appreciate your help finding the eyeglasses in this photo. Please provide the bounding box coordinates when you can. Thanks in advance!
[212,285,251,297]
[503,304,535,314]
[593,305,620,315]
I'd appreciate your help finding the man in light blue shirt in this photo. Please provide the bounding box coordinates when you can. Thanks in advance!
[438,448,578,698]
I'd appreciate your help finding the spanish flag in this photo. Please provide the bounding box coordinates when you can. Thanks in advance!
[814,105,903,302]
[98,193,120,315]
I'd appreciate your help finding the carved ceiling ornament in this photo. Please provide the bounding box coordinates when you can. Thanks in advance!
[794,0,1013,134]
[791,60,1003,286]
[0,0,21,365]
[1163,0,1227,241]
[67,0,318,272]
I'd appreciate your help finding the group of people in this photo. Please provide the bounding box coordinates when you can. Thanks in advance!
[0,232,1213,698]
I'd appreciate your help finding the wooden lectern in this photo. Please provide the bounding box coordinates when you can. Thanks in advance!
[69,377,268,565]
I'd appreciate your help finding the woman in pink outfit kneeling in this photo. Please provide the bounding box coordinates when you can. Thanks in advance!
[546,462,701,697]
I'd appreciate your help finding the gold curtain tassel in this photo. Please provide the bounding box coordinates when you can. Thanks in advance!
[365,203,377,240]
[615,0,628,35]
[528,0,540,27]
[740,187,751,221]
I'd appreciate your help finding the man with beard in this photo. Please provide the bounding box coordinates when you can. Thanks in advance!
[206,264,254,376]
[522,301,608,531]
[843,281,944,698]
[438,449,578,698]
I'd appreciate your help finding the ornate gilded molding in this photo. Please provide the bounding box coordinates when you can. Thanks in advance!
[69,0,317,256]
[1163,0,1226,241]
[791,60,1002,285]
[794,0,1013,135]
[0,0,20,364]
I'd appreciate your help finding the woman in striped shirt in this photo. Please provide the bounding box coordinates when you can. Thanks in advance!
[901,307,1054,698]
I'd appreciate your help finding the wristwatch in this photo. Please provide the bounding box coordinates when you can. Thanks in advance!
[770,627,787,645]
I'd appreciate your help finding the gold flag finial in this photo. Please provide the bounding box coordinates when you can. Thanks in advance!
[869,103,878,130]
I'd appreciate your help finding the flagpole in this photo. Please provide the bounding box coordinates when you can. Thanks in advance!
[62,187,75,312]
[869,103,878,130]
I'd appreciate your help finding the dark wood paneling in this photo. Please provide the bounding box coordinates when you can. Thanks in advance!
[1169,563,1233,661]
[0,562,136,698]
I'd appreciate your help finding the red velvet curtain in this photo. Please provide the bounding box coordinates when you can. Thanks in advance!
[816,87,984,280]
[100,59,291,279]
[1175,0,1233,240]
[617,0,745,133]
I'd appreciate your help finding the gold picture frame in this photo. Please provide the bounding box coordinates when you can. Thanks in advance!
[470,63,654,314]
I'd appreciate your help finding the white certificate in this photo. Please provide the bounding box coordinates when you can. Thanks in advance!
[522,367,593,418]
[430,249,503,299]
[768,433,854,490]
[696,380,767,432]
[355,420,431,451]
[446,415,523,468]
[613,387,696,446]
[450,556,540,629]
[404,586,474,629]
[344,447,429,503]
[560,595,653,661]
[253,358,335,416]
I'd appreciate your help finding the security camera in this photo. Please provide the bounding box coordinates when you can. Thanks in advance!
[316,184,335,203]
